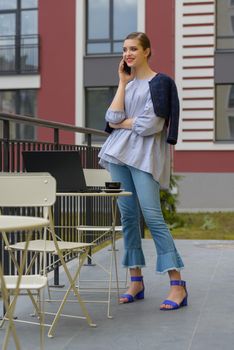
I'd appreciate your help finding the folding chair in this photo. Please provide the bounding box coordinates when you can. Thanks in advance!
[1,173,96,341]
[0,172,55,350]
[76,169,126,318]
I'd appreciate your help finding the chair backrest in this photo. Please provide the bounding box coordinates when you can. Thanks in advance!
[83,169,112,187]
[0,173,56,207]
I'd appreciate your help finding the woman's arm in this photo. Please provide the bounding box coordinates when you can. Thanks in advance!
[109,119,133,129]
[108,59,134,112]
[109,96,165,135]
[109,82,127,112]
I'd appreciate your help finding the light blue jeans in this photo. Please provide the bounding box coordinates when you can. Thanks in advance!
[109,163,184,274]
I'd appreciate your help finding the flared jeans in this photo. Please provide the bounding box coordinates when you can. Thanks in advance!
[109,163,184,274]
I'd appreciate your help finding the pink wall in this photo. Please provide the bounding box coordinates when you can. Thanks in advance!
[146,0,175,78]
[174,151,234,172]
[37,0,76,143]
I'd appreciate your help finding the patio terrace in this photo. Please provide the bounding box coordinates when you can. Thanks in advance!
[1,238,234,350]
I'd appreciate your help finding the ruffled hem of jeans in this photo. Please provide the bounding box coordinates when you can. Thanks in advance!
[122,248,145,268]
[156,266,184,275]
[156,251,184,274]
[122,264,146,269]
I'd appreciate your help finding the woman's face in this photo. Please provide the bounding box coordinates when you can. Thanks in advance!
[123,38,149,68]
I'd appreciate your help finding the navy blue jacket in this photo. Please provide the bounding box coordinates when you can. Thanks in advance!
[105,73,180,145]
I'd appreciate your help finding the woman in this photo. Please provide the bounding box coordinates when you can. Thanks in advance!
[98,32,187,310]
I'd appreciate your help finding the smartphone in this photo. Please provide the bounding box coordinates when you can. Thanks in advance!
[123,61,131,75]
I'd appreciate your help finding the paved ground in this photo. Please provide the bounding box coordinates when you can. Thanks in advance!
[1,238,234,350]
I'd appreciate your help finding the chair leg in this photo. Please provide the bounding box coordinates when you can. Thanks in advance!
[46,276,52,301]
[0,231,33,349]
[107,240,114,319]
[0,268,20,350]
[38,289,45,350]
[47,245,96,338]
[27,290,41,318]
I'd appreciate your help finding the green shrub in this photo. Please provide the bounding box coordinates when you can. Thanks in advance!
[160,174,183,228]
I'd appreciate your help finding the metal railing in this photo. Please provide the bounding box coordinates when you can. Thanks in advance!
[0,34,39,74]
[0,111,119,288]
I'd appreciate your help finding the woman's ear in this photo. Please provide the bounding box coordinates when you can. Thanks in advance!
[144,47,151,59]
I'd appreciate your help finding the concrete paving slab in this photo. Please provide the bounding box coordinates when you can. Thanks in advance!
[1,239,234,350]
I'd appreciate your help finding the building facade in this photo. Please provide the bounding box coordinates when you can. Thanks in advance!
[0,0,233,211]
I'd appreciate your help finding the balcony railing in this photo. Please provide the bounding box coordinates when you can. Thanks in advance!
[0,34,39,74]
[0,111,118,289]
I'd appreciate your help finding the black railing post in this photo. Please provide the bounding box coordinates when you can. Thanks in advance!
[54,128,59,149]
[2,120,10,316]
[85,133,94,265]
[3,120,10,172]
[15,34,21,74]
[52,127,63,286]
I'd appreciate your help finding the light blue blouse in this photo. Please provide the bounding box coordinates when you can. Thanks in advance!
[98,77,171,189]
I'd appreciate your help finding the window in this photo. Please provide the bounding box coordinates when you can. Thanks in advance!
[0,89,37,140]
[228,116,234,137]
[85,87,117,142]
[228,85,234,107]
[0,0,16,10]
[0,0,38,73]
[216,0,234,49]
[231,16,234,32]
[216,85,234,141]
[86,0,137,54]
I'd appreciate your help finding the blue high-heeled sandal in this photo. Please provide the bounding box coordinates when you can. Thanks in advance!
[120,276,145,303]
[160,280,188,311]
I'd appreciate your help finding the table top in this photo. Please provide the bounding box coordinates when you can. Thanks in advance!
[56,191,132,197]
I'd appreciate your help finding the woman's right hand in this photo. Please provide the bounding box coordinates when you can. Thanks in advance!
[118,59,134,84]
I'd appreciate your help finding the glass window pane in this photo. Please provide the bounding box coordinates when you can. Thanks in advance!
[229,116,234,137]
[217,0,234,49]
[87,43,111,54]
[231,16,234,33]
[21,0,38,9]
[88,0,109,39]
[0,90,17,139]
[113,41,124,53]
[228,85,234,108]
[0,15,16,72]
[113,0,137,40]
[216,85,234,141]
[0,13,16,35]
[21,10,38,34]
[0,90,36,140]
[0,90,15,113]
[86,87,116,142]
[0,0,16,10]
[16,90,37,140]
[20,90,37,116]
[20,35,38,72]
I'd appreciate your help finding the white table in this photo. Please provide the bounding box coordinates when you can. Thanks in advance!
[56,191,132,318]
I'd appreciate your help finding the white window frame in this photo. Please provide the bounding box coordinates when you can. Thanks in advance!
[75,0,145,146]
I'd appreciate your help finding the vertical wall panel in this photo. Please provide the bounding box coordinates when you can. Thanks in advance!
[146,0,175,78]
[38,0,76,143]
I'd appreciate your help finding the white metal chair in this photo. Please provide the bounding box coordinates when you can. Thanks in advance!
[0,172,96,342]
[0,172,55,350]
[76,169,125,318]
